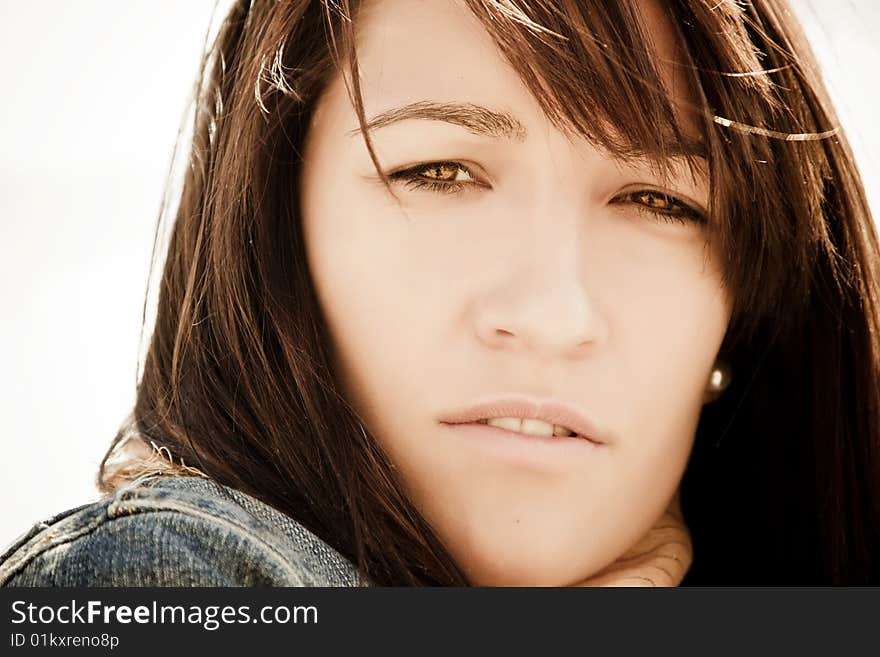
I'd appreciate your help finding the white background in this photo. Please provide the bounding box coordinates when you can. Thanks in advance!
[1,1,878,549]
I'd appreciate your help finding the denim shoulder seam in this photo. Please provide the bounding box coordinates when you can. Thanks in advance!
[106,499,309,583]
[0,501,96,565]
[129,476,364,586]
[0,489,310,586]
[0,502,111,586]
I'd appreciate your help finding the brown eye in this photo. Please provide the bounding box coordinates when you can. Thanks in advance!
[616,189,706,225]
[418,162,470,182]
[388,161,482,195]
[636,191,673,211]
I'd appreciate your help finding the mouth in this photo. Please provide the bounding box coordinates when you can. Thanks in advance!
[468,417,579,438]
[443,419,601,449]
[437,396,609,446]
[438,417,602,471]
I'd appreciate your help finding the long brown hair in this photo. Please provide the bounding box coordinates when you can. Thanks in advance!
[98,0,880,585]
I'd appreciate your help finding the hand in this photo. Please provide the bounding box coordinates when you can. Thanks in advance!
[575,490,693,587]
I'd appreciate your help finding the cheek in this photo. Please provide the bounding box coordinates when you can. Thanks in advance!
[594,231,730,467]
[301,181,431,442]
[607,246,729,488]
[601,225,729,396]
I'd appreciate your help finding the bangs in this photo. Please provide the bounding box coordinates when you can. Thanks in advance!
[463,0,710,172]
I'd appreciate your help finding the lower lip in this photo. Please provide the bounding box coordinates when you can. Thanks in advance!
[439,421,603,470]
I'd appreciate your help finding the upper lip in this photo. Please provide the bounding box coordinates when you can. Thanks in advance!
[438,395,610,445]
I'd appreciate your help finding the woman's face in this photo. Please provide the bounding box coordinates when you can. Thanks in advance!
[301,0,731,585]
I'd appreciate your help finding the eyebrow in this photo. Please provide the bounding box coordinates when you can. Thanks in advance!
[346,101,528,141]
[346,99,708,161]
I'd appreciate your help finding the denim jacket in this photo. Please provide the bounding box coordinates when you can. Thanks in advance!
[0,475,367,587]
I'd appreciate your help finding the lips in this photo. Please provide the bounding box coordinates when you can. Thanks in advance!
[438,396,609,445]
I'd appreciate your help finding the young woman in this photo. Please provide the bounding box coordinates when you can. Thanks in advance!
[1,0,878,586]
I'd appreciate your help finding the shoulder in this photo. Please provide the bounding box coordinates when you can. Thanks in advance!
[0,475,365,587]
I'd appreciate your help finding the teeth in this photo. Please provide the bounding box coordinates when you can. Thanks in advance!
[487,417,522,432]
[483,417,576,438]
[521,418,553,437]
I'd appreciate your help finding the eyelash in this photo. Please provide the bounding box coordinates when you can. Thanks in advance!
[387,161,706,225]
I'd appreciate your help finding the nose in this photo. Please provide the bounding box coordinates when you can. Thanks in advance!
[472,223,609,360]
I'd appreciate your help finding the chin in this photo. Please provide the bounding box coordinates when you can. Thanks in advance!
[452,532,612,587]
[462,557,598,587]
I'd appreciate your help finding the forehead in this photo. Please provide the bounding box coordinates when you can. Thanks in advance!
[348,0,701,139]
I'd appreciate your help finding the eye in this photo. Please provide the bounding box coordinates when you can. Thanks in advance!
[387,161,484,195]
[613,189,706,225]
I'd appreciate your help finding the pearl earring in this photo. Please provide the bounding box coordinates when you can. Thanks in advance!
[707,361,732,396]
